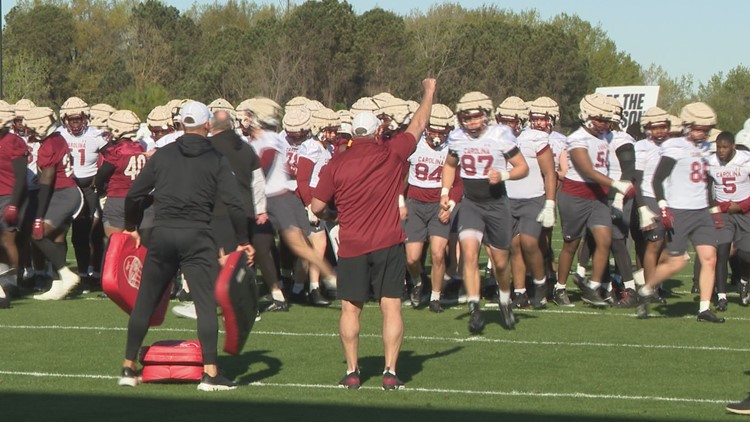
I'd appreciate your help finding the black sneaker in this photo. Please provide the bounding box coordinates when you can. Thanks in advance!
[288,290,308,304]
[716,297,728,312]
[197,372,238,391]
[410,282,423,308]
[740,282,750,306]
[616,288,638,308]
[117,367,139,387]
[338,370,360,390]
[697,309,725,323]
[308,288,331,307]
[690,280,699,294]
[499,302,516,329]
[0,296,10,309]
[468,301,485,334]
[578,283,608,307]
[553,288,574,307]
[382,369,405,391]
[511,292,530,309]
[264,300,289,312]
[532,283,547,309]
[601,288,616,305]
[727,395,750,415]
[428,300,443,313]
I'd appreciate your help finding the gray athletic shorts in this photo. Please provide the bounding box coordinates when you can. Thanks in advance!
[0,195,26,232]
[404,199,451,242]
[666,208,718,255]
[45,187,83,229]
[457,197,512,249]
[509,196,544,238]
[610,197,633,241]
[558,191,611,242]
[640,197,665,242]
[267,192,311,236]
[337,243,406,302]
[103,197,126,229]
[731,214,750,252]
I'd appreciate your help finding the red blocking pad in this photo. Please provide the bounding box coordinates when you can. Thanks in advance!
[141,364,203,383]
[214,251,258,355]
[102,233,171,326]
[139,340,203,366]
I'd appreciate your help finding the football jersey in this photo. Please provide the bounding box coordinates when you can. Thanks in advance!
[658,136,708,209]
[60,126,107,178]
[298,139,332,189]
[447,124,519,202]
[37,133,78,190]
[635,139,661,198]
[154,131,183,149]
[251,130,292,197]
[0,132,30,196]
[506,128,549,199]
[608,130,635,181]
[708,150,750,203]
[406,137,449,203]
[548,131,567,172]
[565,127,610,183]
[139,136,157,152]
[101,140,147,198]
[283,134,307,191]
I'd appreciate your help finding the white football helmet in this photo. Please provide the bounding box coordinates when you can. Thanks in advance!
[312,108,340,143]
[640,106,670,142]
[426,104,454,147]
[208,98,235,120]
[108,110,141,139]
[24,107,58,139]
[237,97,283,133]
[455,91,493,138]
[579,93,614,136]
[283,107,312,144]
[680,102,717,127]
[285,96,309,115]
[377,97,410,132]
[89,103,116,130]
[495,96,528,134]
[60,96,90,136]
[147,105,174,141]
[0,100,15,127]
[350,97,380,117]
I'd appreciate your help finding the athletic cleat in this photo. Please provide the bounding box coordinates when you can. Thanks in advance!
[0,297,9,309]
[197,372,238,391]
[308,288,331,307]
[579,283,608,307]
[382,369,405,390]
[263,300,289,312]
[726,395,750,415]
[532,283,547,309]
[288,290,308,304]
[118,367,140,387]
[690,280,700,294]
[410,282,423,308]
[716,298,728,312]
[697,309,725,323]
[636,291,653,319]
[33,270,80,301]
[511,291,530,309]
[616,288,638,308]
[338,370,360,390]
[428,300,443,313]
[553,288,574,307]
[499,302,516,329]
[601,288,616,305]
[468,301,485,334]
[572,273,587,290]
[740,283,750,306]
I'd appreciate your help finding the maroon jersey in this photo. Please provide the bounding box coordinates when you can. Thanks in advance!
[102,140,146,197]
[313,132,417,257]
[0,132,29,195]
[37,133,77,190]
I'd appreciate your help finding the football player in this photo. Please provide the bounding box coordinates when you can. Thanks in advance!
[25,107,83,300]
[637,102,724,322]
[441,91,529,333]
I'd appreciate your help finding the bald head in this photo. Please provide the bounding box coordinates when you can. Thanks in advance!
[211,110,234,134]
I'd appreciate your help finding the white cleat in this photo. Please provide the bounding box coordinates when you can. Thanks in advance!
[172,302,197,319]
[33,269,80,301]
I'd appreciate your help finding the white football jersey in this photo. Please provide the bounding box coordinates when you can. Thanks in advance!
[548,131,567,172]
[283,137,304,191]
[154,131,183,149]
[139,136,157,152]
[19,134,40,190]
[565,127,610,183]
[634,139,661,198]
[447,124,518,180]
[659,137,708,209]
[708,150,750,203]
[407,137,449,189]
[506,128,549,199]
[298,139,332,189]
[250,130,292,197]
[608,130,635,181]
[60,126,107,178]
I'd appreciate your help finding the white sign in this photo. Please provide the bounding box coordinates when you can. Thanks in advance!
[595,85,660,131]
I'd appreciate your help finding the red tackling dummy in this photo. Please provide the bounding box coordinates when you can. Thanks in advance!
[102,232,171,326]
[214,251,258,355]
[139,340,203,383]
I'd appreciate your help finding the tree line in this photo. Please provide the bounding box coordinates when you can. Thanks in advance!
[2,0,749,132]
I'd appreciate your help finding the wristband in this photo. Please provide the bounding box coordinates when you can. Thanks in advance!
[499,170,511,181]
[398,195,406,207]
[440,187,450,197]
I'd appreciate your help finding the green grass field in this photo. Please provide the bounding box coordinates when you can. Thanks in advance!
[1,238,748,422]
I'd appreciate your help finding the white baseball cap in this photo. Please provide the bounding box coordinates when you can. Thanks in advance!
[352,111,380,137]
[180,101,212,127]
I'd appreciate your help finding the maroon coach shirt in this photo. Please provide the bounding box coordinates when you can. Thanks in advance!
[313,132,417,258]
